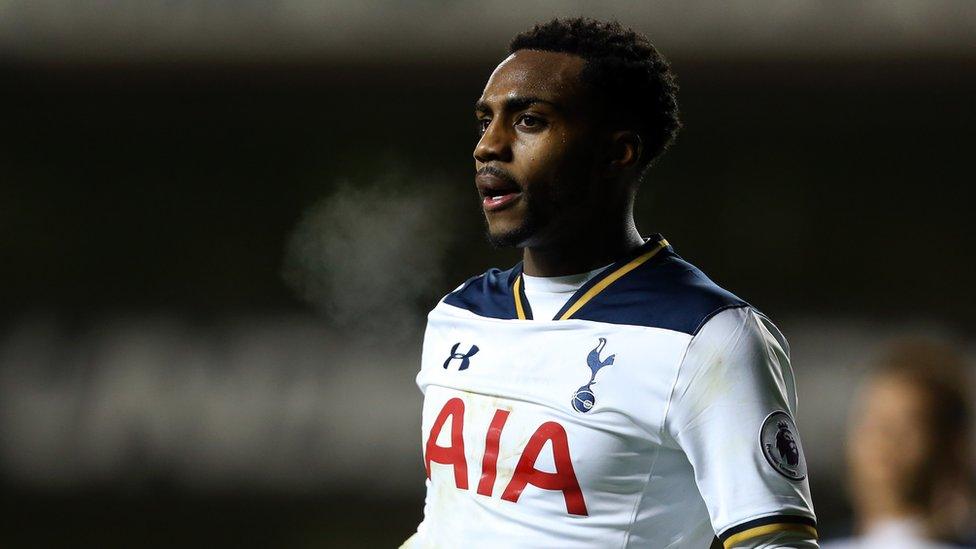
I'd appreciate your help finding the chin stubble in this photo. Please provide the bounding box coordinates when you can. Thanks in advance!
[482,189,547,248]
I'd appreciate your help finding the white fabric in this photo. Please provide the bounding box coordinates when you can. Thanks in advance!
[520,264,610,320]
[408,302,816,548]
[821,518,958,549]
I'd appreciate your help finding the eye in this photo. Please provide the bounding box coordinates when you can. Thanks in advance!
[515,114,545,130]
[476,118,491,135]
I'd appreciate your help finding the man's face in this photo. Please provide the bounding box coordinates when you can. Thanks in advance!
[473,50,602,248]
[848,375,938,506]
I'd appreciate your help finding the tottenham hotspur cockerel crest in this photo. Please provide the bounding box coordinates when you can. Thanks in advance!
[571,338,615,413]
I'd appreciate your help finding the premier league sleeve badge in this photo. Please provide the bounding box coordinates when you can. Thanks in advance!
[760,410,808,481]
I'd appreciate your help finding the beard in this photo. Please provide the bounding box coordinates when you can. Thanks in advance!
[483,187,550,248]
[485,217,539,248]
[482,172,590,249]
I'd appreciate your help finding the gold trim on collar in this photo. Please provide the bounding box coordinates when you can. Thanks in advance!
[557,239,668,321]
[513,275,527,320]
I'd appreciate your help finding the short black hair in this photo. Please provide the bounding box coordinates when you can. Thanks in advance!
[510,17,681,172]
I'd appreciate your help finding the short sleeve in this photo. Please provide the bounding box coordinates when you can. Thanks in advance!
[664,306,817,547]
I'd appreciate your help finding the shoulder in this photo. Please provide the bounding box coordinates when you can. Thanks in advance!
[684,305,791,369]
[570,245,750,335]
[671,305,796,420]
[438,264,522,320]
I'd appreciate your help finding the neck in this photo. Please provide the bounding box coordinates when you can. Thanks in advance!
[521,215,644,277]
[856,492,931,536]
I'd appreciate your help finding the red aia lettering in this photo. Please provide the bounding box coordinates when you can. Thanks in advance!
[425,400,587,516]
[501,421,588,516]
[424,397,468,489]
[477,409,510,496]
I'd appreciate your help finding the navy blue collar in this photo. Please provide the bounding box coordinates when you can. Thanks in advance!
[513,234,671,321]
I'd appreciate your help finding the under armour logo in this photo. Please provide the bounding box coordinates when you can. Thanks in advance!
[443,342,480,371]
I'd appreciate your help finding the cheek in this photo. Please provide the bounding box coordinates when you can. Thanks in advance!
[517,135,594,197]
[512,141,562,197]
[850,414,933,483]
[514,134,563,168]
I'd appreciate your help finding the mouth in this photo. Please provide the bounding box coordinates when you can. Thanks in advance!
[476,173,522,212]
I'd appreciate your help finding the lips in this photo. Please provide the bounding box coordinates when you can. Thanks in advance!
[476,172,522,212]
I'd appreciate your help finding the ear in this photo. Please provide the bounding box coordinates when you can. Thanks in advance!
[604,130,642,175]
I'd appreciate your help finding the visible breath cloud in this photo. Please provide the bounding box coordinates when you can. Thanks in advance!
[282,174,457,340]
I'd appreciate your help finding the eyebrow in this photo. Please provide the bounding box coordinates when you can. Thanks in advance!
[474,96,561,114]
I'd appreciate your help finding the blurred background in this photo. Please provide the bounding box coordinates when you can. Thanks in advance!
[2,1,974,547]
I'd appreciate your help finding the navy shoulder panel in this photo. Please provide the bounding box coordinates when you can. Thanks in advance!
[442,264,520,320]
[571,248,749,335]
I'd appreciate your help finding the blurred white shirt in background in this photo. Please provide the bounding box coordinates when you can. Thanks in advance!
[822,518,961,549]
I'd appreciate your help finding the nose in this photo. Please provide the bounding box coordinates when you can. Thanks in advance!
[473,120,512,164]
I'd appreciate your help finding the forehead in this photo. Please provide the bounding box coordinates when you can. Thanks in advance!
[479,50,587,106]
[863,376,931,412]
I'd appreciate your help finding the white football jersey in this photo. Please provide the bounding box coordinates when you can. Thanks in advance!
[406,236,817,548]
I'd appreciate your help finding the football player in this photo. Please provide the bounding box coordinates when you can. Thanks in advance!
[404,17,817,548]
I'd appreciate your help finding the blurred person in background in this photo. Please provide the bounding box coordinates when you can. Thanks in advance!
[823,340,975,548]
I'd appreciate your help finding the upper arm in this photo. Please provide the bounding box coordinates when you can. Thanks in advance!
[664,307,817,546]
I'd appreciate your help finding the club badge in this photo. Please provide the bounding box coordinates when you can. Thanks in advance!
[571,338,615,413]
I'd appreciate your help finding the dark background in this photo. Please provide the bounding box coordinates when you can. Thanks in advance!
[2,2,974,547]
[5,57,974,324]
